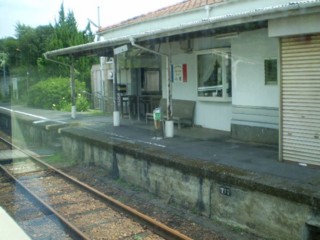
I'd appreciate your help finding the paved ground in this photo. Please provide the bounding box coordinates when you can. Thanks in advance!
[0,207,31,240]
[1,105,320,195]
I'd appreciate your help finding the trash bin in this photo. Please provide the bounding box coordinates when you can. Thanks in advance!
[153,107,161,129]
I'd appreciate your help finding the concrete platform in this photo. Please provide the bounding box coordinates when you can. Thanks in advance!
[1,105,320,239]
[0,150,28,160]
[1,105,319,193]
[0,207,31,240]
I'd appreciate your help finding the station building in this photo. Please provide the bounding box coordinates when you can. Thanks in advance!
[45,0,320,166]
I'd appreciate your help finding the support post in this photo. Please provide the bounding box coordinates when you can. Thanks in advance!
[99,56,106,111]
[113,55,120,126]
[70,59,76,119]
[129,38,174,137]
[165,39,174,137]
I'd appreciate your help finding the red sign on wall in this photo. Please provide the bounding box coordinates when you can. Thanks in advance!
[172,64,187,83]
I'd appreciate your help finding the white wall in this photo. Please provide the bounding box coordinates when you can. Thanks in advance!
[231,28,279,108]
[269,12,320,37]
[171,53,197,100]
[195,102,232,131]
[159,29,280,131]
[161,39,232,131]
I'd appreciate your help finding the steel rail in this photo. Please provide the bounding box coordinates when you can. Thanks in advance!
[0,165,90,240]
[0,136,193,240]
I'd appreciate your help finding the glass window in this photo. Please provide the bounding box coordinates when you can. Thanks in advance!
[197,49,232,100]
[142,70,161,94]
[265,59,277,85]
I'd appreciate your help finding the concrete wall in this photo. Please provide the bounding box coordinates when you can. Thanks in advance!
[60,129,318,240]
[269,12,320,37]
[2,111,318,240]
[160,28,280,134]
[161,29,279,132]
[231,28,279,108]
[230,29,279,144]
[160,38,232,131]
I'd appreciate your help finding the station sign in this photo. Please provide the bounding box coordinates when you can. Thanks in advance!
[114,45,128,55]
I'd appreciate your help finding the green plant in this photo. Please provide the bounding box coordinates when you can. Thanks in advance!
[76,93,89,112]
[133,235,143,240]
[27,77,88,111]
[43,152,76,166]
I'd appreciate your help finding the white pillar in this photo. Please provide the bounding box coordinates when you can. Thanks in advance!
[113,111,120,126]
[165,120,174,138]
[71,106,76,119]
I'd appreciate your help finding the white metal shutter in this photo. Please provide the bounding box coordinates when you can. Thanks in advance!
[281,34,320,165]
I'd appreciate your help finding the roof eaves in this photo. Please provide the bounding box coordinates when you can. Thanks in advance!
[98,0,224,34]
[44,36,129,58]
[126,0,320,40]
[44,0,320,58]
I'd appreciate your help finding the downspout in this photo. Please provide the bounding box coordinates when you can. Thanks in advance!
[129,38,174,137]
[44,53,76,119]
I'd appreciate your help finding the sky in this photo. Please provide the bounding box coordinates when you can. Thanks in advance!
[0,0,183,38]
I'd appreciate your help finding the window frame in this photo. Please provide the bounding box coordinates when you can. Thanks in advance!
[196,48,232,102]
[264,58,278,85]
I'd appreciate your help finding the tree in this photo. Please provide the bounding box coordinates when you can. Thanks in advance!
[0,2,96,100]
[0,37,19,68]
[45,3,96,87]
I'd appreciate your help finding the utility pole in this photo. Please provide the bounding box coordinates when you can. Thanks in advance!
[87,6,101,41]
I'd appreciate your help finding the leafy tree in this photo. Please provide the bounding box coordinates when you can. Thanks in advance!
[0,2,96,105]
[38,3,96,89]
[0,37,19,68]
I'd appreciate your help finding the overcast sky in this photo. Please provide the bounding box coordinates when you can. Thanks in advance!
[0,0,183,38]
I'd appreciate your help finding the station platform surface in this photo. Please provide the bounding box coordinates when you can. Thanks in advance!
[1,105,320,201]
[0,150,28,160]
[0,207,31,240]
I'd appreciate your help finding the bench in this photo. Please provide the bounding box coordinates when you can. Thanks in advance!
[146,98,196,128]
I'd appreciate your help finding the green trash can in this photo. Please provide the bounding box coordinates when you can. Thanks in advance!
[153,108,161,121]
[153,108,161,130]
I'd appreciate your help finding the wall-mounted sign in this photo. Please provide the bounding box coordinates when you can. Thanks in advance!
[114,44,128,55]
[171,64,187,83]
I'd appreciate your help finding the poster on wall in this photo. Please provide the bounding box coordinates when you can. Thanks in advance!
[171,64,187,83]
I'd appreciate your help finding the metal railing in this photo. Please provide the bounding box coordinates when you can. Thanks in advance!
[82,91,108,111]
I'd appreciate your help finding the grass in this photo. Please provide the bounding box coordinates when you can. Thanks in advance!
[42,152,76,167]
[85,109,112,116]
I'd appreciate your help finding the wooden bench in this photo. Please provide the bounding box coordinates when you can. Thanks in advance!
[146,98,196,128]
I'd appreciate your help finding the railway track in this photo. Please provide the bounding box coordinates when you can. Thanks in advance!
[0,171,76,239]
[0,136,192,240]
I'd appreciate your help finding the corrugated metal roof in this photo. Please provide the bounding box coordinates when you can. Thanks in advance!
[44,0,320,58]
[99,0,224,32]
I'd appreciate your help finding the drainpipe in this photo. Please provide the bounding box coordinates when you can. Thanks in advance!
[44,53,77,119]
[129,38,174,137]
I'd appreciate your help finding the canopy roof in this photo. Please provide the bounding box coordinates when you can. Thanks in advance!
[44,0,320,59]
